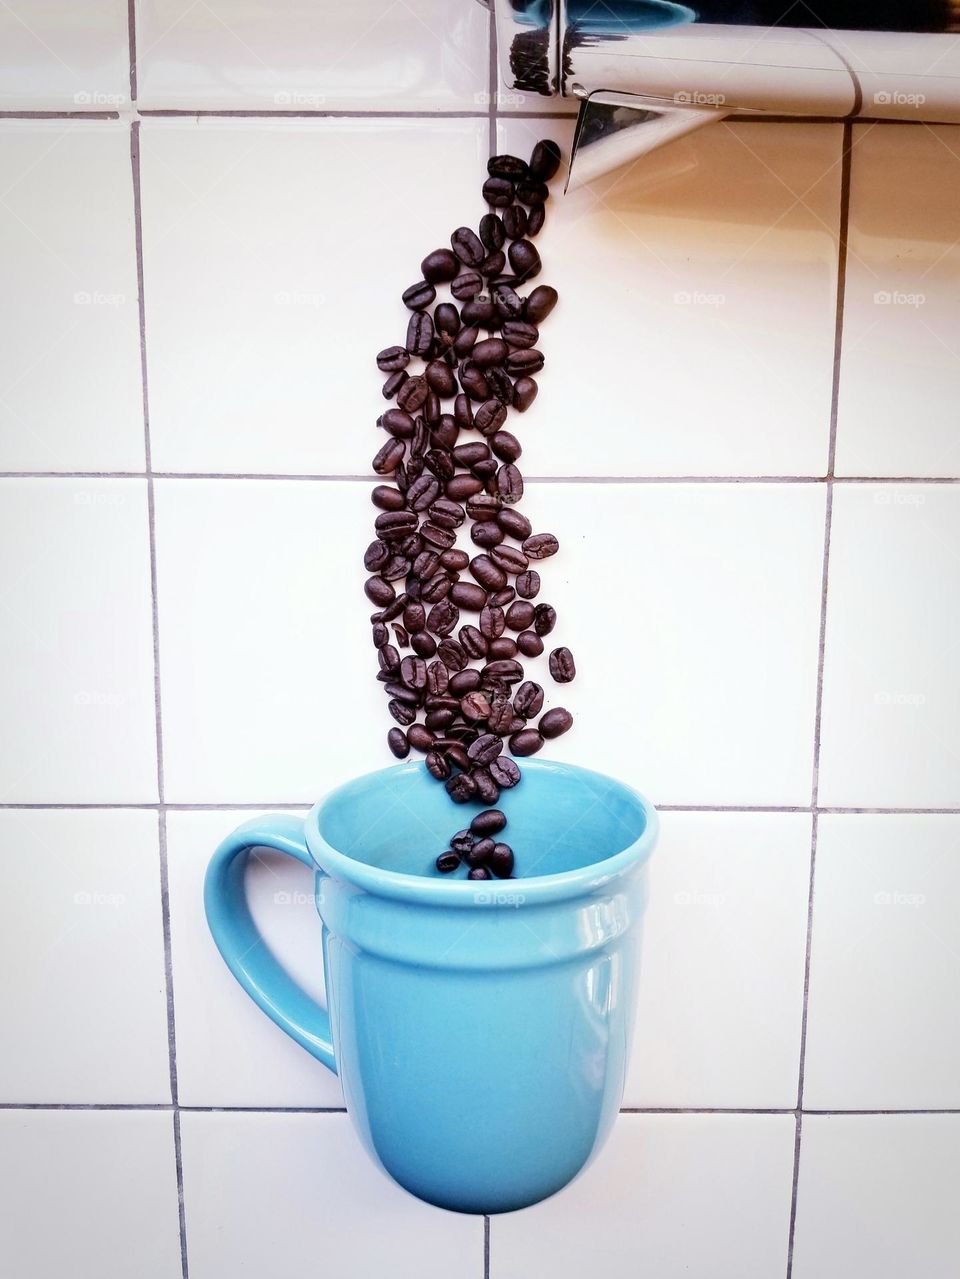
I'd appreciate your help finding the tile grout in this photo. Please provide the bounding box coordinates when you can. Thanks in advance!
[2,471,960,484]
[4,801,960,814]
[3,1102,958,1114]
[0,109,941,123]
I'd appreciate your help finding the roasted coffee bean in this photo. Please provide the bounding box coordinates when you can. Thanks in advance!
[426,706,456,733]
[450,581,486,611]
[529,138,561,181]
[508,239,541,280]
[471,520,504,549]
[435,302,461,340]
[489,842,514,878]
[502,204,528,240]
[523,532,559,560]
[405,474,438,512]
[397,375,428,412]
[424,449,455,482]
[447,772,477,803]
[474,399,508,435]
[420,522,456,551]
[489,756,520,789]
[385,679,420,706]
[469,554,508,592]
[479,605,505,640]
[490,431,522,463]
[451,271,483,301]
[400,655,427,690]
[429,498,466,530]
[488,636,518,661]
[483,658,523,683]
[526,203,546,237]
[376,594,407,622]
[514,681,544,718]
[517,630,543,657]
[533,603,557,636]
[377,643,400,673]
[365,575,395,606]
[426,750,451,780]
[468,865,492,879]
[443,674,477,705]
[482,176,514,207]
[496,510,531,542]
[427,599,459,636]
[510,728,544,756]
[380,409,416,440]
[506,600,535,630]
[451,226,485,267]
[388,698,416,726]
[469,809,506,836]
[472,337,508,368]
[436,850,461,873]
[540,707,573,739]
[426,360,457,397]
[372,621,389,648]
[513,375,538,411]
[467,836,496,867]
[437,638,467,671]
[411,631,436,658]
[480,250,506,278]
[488,153,528,180]
[459,624,487,659]
[423,391,441,424]
[502,320,539,349]
[486,696,514,735]
[489,586,515,608]
[440,548,469,571]
[421,248,460,283]
[410,419,429,459]
[426,660,449,695]
[516,178,549,205]
[444,474,483,502]
[371,484,405,512]
[381,554,410,582]
[387,727,410,758]
[506,347,544,375]
[459,690,490,723]
[496,463,524,505]
[405,314,434,358]
[459,361,490,401]
[451,829,475,855]
[468,733,503,766]
[421,571,452,603]
[372,439,404,475]
[549,646,576,682]
[402,279,436,311]
[515,569,540,599]
[453,394,474,432]
[524,284,558,323]
[405,724,433,753]
[453,441,490,468]
[460,298,497,329]
[382,369,408,399]
[377,345,409,372]
[473,769,501,805]
[466,494,501,521]
[480,212,507,252]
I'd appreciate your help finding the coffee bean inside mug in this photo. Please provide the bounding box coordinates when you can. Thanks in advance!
[370,140,574,877]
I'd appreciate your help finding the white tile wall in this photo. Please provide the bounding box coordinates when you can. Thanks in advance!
[2,3,960,1277]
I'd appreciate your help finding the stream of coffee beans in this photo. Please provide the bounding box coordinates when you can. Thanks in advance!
[367,139,575,880]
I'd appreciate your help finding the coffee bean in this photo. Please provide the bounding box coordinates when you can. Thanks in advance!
[459,624,487,658]
[516,179,549,206]
[375,509,417,538]
[506,347,544,375]
[474,399,508,435]
[380,409,416,440]
[497,463,524,504]
[488,154,528,180]
[482,176,514,207]
[404,474,438,512]
[451,271,483,301]
[506,600,535,630]
[381,554,410,582]
[427,599,459,636]
[397,375,428,412]
[381,369,407,399]
[377,345,409,372]
[400,655,427,690]
[490,431,522,463]
[450,582,486,611]
[407,724,434,753]
[440,548,469,571]
[510,728,544,756]
[428,498,466,529]
[388,698,416,726]
[489,637,518,661]
[492,284,523,320]
[481,250,506,278]
[372,439,404,475]
[435,304,460,341]
[453,441,490,468]
[371,485,405,512]
[419,522,455,551]
[402,280,436,311]
[438,638,467,671]
[424,449,455,482]
[489,842,514,878]
[385,678,420,706]
[502,320,538,349]
[378,644,400,674]
[426,750,451,780]
[529,138,561,181]
[453,393,474,432]
[480,213,506,252]
[513,681,544,718]
[495,508,529,540]
[467,836,496,867]
[524,285,558,323]
[468,865,492,879]
[471,521,503,549]
[447,772,477,803]
[412,632,436,658]
[523,532,559,560]
[468,733,503,766]
[517,630,543,657]
[515,569,540,599]
[483,658,523,683]
[469,554,508,592]
[533,603,557,635]
[427,661,450,696]
[387,727,410,758]
[459,361,490,401]
[426,360,457,397]
[466,493,501,521]
[513,376,538,411]
[508,239,541,280]
[503,204,528,240]
[480,605,505,640]
[372,621,389,648]
[488,756,519,789]
[526,203,545,237]
[460,690,491,722]
[421,248,459,283]
[472,337,508,367]
[375,594,407,622]
[365,575,395,606]
[461,298,497,329]
[548,646,576,682]
[423,391,441,424]
[446,473,485,500]
[436,850,461,872]
[451,226,485,267]
[421,571,451,603]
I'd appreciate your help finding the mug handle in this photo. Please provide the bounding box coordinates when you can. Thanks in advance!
[204,814,337,1074]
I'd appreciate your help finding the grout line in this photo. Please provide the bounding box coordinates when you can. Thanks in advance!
[4,801,960,814]
[127,0,138,105]
[484,1215,491,1279]
[619,1107,794,1114]
[2,1101,955,1114]
[2,471,959,484]
[487,3,497,157]
[0,109,934,124]
[140,108,504,119]
[173,1111,190,1279]
[0,110,121,120]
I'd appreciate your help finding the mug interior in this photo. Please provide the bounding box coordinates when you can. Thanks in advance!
[316,758,651,881]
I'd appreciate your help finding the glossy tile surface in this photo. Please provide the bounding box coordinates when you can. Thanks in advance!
[0,0,128,109]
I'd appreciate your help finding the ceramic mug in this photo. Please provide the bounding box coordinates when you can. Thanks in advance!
[204,758,657,1214]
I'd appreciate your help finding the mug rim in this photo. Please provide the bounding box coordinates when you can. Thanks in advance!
[305,758,658,907]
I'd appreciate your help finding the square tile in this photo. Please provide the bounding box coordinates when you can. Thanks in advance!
[136,0,489,110]
[491,1113,795,1279]
[836,125,960,478]
[792,1115,960,1279]
[626,812,811,1109]
[496,118,842,477]
[0,479,158,802]
[180,1111,482,1279]
[0,809,170,1102]
[139,118,488,475]
[167,809,342,1107]
[0,1110,181,1279]
[524,482,826,806]
[803,814,960,1109]
[0,1,129,109]
[0,122,144,472]
[154,478,393,802]
[818,484,960,808]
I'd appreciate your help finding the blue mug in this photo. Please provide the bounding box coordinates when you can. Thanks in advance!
[205,758,657,1214]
